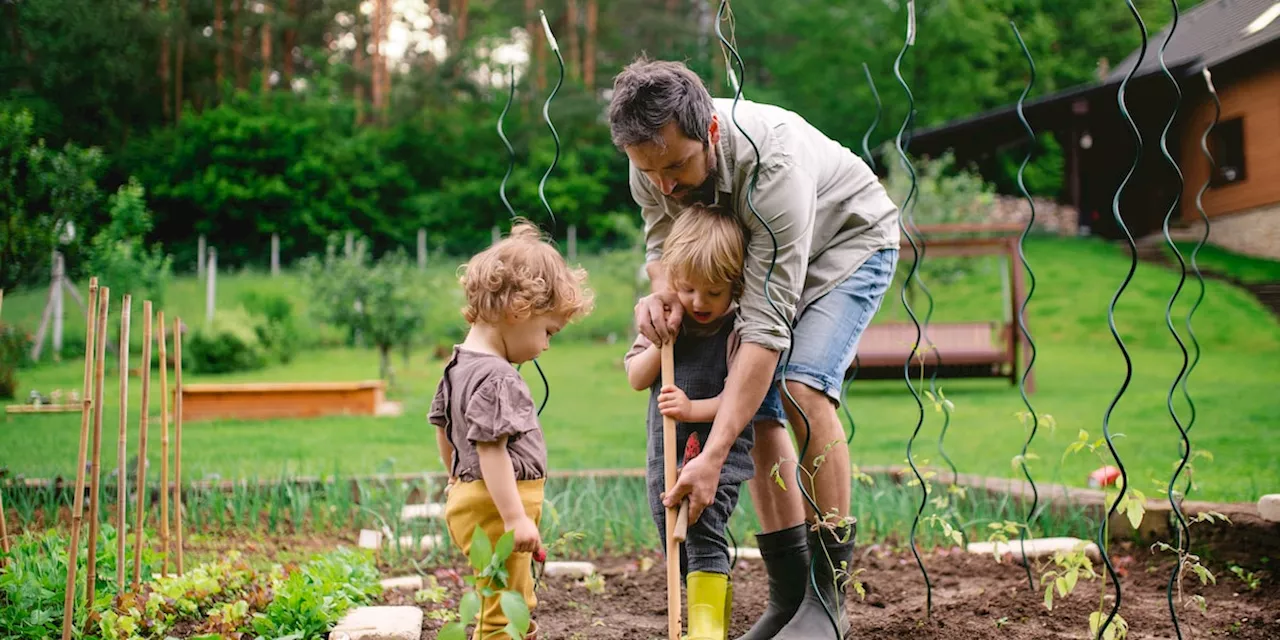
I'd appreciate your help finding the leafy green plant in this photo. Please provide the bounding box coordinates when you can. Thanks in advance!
[0,323,32,399]
[86,178,173,312]
[184,307,271,374]
[438,526,534,640]
[251,548,381,639]
[1228,564,1261,592]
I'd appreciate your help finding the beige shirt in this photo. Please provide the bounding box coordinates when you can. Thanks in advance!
[631,98,900,352]
[429,348,547,483]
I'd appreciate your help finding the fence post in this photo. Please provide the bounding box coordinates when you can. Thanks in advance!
[568,224,577,262]
[271,233,280,277]
[417,228,427,271]
[491,226,500,245]
[197,234,207,279]
[206,248,217,326]
[345,232,355,257]
[52,252,65,360]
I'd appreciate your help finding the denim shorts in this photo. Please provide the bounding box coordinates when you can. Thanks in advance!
[753,247,898,422]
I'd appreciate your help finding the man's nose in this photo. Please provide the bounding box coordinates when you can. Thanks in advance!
[659,176,676,195]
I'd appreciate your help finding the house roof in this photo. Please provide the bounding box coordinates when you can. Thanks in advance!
[1107,0,1280,81]
[912,0,1280,145]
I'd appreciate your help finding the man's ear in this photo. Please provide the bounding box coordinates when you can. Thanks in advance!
[708,114,721,146]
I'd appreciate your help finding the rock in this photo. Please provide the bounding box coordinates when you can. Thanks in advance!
[400,503,445,521]
[544,561,596,578]
[966,537,1100,562]
[358,529,384,550]
[1258,494,1280,522]
[379,575,424,592]
[329,606,422,640]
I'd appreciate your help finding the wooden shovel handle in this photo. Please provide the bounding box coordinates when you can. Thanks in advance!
[661,341,681,640]
[673,499,690,544]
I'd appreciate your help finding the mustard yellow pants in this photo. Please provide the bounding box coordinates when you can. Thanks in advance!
[444,478,545,640]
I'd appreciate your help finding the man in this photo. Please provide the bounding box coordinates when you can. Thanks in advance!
[608,57,900,639]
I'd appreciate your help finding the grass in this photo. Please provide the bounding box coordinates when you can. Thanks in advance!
[1168,241,1280,285]
[2,237,1278,503]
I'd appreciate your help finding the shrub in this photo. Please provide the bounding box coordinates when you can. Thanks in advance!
[240,290,301,364]
[0,323,33,399]
[183,308,270,374]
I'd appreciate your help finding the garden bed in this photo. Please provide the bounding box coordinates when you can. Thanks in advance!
[390,539,1279,640]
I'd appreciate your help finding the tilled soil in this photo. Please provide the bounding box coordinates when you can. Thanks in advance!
[387,541,1278,640]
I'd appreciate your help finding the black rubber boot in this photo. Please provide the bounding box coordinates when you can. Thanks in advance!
[733,524,811,640]
[771,522,856,640]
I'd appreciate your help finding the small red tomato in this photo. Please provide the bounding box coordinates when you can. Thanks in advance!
[533,548,547,563]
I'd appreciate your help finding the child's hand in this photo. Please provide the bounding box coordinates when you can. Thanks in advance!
[510,515,542,554]
[658,385,693,422]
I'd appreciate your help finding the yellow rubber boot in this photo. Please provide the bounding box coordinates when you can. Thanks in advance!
[685,571,729,640]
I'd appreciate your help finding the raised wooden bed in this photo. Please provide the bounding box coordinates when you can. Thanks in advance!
[179,380,388,422]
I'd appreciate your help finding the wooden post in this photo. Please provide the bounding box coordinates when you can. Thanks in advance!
[132,302,153,591]
[116,294,132,591]
[85,288,110,608]
[197,234,206,278]
[157,311,171,576]
[491,226,500,245]
[271,233,280,276]
[173,317,185,575]
[344,232,354,257]
[661,342,680,640]
[206,248,217,325]
[417,228,427,271]
[567,224,577,261]
[53,253,65,360]
[62,279,98,640]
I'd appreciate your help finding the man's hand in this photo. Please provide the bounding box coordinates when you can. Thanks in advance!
[657,385,693,422]
[508,515,542,554]
[662,453,721,524]
[635,291,683,345]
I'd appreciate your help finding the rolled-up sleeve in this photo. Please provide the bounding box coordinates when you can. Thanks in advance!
[631,164,672,264]
[735,159,815,352]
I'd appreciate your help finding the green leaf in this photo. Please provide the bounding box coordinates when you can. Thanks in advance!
[500,623,525,640]
[494,530,515,564]
[1043,585,1054,610]
[1089,611,1103,636]
[499,591,531,635]
[470,527,493,573]
[1190,563,1216,585]
[770,463,787,491]
[1124,497,1145,530]
[439,622,467,640]
[1055,577,1068,597]
[1064,569,1078,593]
[460,591,482,625]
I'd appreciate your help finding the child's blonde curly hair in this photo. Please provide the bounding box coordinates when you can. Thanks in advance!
[460,219,594,325]
[661,204,747,298]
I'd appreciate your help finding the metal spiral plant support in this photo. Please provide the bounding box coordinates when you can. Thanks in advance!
[1097,2,1148,638]
[1010,20,1041,593]
[498,67,519,219]
[1155,5,1190,636]
[714,1,839,634]
[1182,68,1219,499]
[893,0,934,618]
[495,62,552,416]
[844,63,882,446]
[537,10,564,235]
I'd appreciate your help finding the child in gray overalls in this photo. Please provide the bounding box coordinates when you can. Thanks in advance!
[624,204,768,640]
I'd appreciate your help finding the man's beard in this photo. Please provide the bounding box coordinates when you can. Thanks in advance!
[673,145,717,206]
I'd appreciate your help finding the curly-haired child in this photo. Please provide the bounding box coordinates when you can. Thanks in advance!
[430,220,594,640]
[624,204,771,640]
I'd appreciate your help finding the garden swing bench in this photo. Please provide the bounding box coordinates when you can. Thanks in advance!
[848,223,1035,393]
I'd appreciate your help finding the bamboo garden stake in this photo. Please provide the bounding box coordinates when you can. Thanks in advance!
[173,316,185,575]
[86,288,110,608]
[116,295,132,591]
[61,279,99,640]
[157,311,170,575]
[132,301,153,590]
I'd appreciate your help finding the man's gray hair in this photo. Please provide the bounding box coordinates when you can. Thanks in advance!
[607,57,714,149]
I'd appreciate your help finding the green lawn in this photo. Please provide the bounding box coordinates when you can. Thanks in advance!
[1170,241,1280,285]
[2,237,1278,502]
